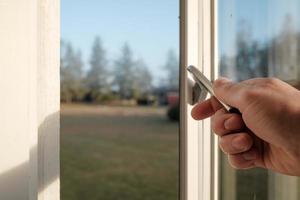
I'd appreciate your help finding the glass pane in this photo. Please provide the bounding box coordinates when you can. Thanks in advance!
[218,0,300,199]
[60,1,179,200]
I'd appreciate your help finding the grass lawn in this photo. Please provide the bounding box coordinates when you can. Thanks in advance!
[60,104,179,200]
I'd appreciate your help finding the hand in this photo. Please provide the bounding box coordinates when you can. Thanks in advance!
[191,77,300,176]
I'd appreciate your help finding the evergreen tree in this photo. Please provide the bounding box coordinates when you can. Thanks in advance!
[86,37,110,101]
[60,42,85,102]
[133,59,153,98]
[114,43,136,99]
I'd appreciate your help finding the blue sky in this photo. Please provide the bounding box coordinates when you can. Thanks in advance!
[61,0,179,83]
[62,0,300,80]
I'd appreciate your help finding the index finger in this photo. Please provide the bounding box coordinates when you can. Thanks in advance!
[191,96,223,120]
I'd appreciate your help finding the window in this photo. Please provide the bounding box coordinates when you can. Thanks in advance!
[218,0,300,199]
[2,0,300,199]
[181,0,300,199]
[61,1,180,200]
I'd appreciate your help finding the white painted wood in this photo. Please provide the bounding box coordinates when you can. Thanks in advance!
[180,0,217,199]
[0,0,60,199]
[186,0,200,198]
[36,0,60,200]
[212,1,220,200]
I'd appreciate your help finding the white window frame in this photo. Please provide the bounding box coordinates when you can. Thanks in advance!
[181,1,300,200]
[3,1,300,200]
[180,0,219,199]
[0,0,60,199]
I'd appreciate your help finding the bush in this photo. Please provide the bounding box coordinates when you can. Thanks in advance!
[167,105,179,121]
[136,96,156,106]
[83,90,116,104]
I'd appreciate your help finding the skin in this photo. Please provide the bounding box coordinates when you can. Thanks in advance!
[191,77,300,176]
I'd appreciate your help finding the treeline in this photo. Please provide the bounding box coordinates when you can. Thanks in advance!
[220,16,300,81]
[60,37,179,104]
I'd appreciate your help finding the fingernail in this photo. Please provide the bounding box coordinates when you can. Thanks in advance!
[231,136,248,151]
[243,151,256,161]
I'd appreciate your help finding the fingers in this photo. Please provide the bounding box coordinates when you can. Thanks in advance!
[192,78,264,170]
[220,131,264,169]
[228,148,258,169]
[219,132,253,154]
[212,109,245,136]
[191,96,223,120]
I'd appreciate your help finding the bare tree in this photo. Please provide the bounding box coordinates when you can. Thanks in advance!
[164,49,179,91]
[269,15,299,80]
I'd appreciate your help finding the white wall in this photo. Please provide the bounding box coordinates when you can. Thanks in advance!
[0,0,60,199]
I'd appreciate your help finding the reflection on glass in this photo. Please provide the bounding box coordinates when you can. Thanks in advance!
[60,1,179,200]
[218,0,300,199]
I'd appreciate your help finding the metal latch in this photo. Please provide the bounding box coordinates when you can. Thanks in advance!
[187,71,207,105]
[187,65,240,114]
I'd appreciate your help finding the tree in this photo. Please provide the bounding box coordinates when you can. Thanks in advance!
[133,59,153,98]
[164,49,179,91]
[114,43,136,99]
[60,41,85,102]
[235,20,255,80]
[269,15,299,80]
[234,20,268,80]
[86,37,110,101]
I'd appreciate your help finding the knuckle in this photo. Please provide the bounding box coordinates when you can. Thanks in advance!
[219,134,252,154]
[228,154,255,169]
[238,134,252,147]
[213,78,224,88]
[228,156,242,169]
[240,89,259,103]
[265,77,280,85]
[219,140,230,154]
[228,156,247,169]
[212,112,227,135]
[211,117,222,134]
[258,78,280,90]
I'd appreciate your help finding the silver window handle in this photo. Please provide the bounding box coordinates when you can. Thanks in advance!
[187,65,241,114]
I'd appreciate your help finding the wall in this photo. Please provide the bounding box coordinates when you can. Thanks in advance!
[0,0,60,199]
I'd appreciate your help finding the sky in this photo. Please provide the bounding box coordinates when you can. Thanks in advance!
[62,0,300,82]
[61,0,179,84]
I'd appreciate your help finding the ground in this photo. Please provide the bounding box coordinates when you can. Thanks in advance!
[60,104,179,200]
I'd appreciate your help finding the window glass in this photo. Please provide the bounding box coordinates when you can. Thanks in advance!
[218,0,300,199]
[60,1,179,200]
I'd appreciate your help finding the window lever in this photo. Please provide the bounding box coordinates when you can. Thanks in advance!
[187,65,241,114]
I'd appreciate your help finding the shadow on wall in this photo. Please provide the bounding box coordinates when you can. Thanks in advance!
[38,112,60,197]
[0,112,60,199]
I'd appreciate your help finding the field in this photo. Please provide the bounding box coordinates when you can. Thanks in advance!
[60,104,179,200]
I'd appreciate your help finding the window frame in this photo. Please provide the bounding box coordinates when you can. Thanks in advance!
[180,0,219,199]
[180,1,300,200]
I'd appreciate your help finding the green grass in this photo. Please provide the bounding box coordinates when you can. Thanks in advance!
[60,105,179,200]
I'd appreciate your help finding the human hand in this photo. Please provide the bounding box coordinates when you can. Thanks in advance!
[191,77,300,176]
